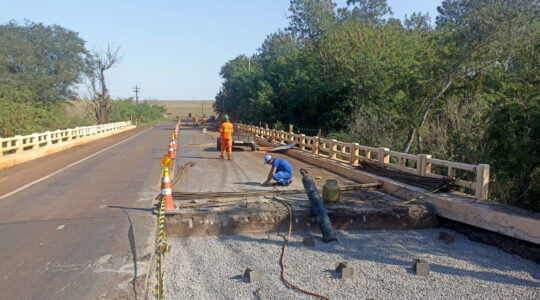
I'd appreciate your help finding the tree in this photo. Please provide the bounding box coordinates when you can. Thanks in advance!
[404,12,431,31]
[402,0,539,153]
[338,0,392,24]
[87,45,121,124]
[287,0,337,40]
[0,21,90,136]
[0,21,88,104]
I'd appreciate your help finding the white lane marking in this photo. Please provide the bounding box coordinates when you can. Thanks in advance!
[56,224,65,230]
[0,129,149,200]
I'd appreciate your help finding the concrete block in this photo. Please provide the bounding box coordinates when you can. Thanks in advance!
[341,267,354,279]
[439,231,455,244]
[303,237,315,247]
[413,259,429,276]
[335,262,354,279]
[242,268,262,283]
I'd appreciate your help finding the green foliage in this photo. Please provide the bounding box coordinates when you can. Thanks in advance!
[0,21,89,104]
[0,21,91,137]
[216,0,540,211]
[0,86,82,137]
[110,100,166,123]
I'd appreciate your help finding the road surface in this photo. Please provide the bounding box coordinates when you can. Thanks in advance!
[0,122,176,299]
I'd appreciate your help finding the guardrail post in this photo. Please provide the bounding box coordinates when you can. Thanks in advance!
[289,124,293,134]
[300,134,306,150]
[476,164,490,200]
[378,147,389,164]
[350,143,359,165]
[32,133,38,149]
[418,154,432,176]
[313,137,319,155]
[330,140,338,159]
[448,166,456,179]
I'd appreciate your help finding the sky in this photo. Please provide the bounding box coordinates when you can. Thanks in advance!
[1,0,441,100]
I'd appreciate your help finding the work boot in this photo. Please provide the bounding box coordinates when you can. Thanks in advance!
[277,180,292,187]
[228,154,232,160]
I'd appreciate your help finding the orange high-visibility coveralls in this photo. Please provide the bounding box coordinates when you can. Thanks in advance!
[202,117,207,125]
[194,115,199,126]
[220,121,234,159]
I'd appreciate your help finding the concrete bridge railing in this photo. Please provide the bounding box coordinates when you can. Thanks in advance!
[237,123,490,200]
[0,121,135,169]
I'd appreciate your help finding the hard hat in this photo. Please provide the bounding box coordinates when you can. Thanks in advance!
[264,155,272,164]
[224,115,229,120]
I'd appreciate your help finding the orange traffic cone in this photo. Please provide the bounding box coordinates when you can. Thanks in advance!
[160,167,175,211]
[168,139,176,159]
[171,132,177,150]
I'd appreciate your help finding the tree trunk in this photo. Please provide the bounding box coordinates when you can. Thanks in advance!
[417,131,423,154]
[404,75,454,153]
[418,76,454,131]
[403,127,416,153]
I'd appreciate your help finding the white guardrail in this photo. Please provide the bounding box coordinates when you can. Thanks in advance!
[0,121,134,168]
[237,123,490,200]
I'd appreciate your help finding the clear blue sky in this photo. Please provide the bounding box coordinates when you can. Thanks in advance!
[1,0,440,100]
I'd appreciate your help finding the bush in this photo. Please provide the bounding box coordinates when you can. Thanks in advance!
[110,100,166,123]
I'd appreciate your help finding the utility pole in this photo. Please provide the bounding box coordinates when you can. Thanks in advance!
[133,85,140,103]
[248,57,251,74]
[202,103,204,116]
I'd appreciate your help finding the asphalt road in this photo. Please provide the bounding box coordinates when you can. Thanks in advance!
[0,121,177,299]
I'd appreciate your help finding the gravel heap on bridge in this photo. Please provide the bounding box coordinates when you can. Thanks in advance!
[165,229,540,299]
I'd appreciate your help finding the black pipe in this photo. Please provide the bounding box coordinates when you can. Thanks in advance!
[300,168,337,243]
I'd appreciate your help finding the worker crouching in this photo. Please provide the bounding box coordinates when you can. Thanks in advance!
[262,155,293,186]
[219,115,234,160]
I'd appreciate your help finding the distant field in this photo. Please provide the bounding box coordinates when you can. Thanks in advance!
[65,100,216,119]
[147,100,215,118]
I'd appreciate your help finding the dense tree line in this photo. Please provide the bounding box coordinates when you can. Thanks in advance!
[215,0,539,211]
[111,99,166,123]
[0,21,164,137]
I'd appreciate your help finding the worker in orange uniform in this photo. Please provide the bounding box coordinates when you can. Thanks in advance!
[219,115,234,160]
[194,115,199,127]
[202,116,207,126]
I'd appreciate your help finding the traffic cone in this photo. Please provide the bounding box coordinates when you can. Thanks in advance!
[171,132,177,150]
[160,167,175,211]
[168,139,176,159]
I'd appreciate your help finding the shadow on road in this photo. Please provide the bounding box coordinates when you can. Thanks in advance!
[233,182,262,186]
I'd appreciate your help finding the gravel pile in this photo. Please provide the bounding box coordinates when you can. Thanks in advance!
[165,229,540,299]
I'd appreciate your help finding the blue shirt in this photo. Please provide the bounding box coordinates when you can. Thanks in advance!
[272,158,293,174]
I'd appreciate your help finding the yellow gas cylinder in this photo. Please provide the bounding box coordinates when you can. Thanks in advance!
[322,179,341,203]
